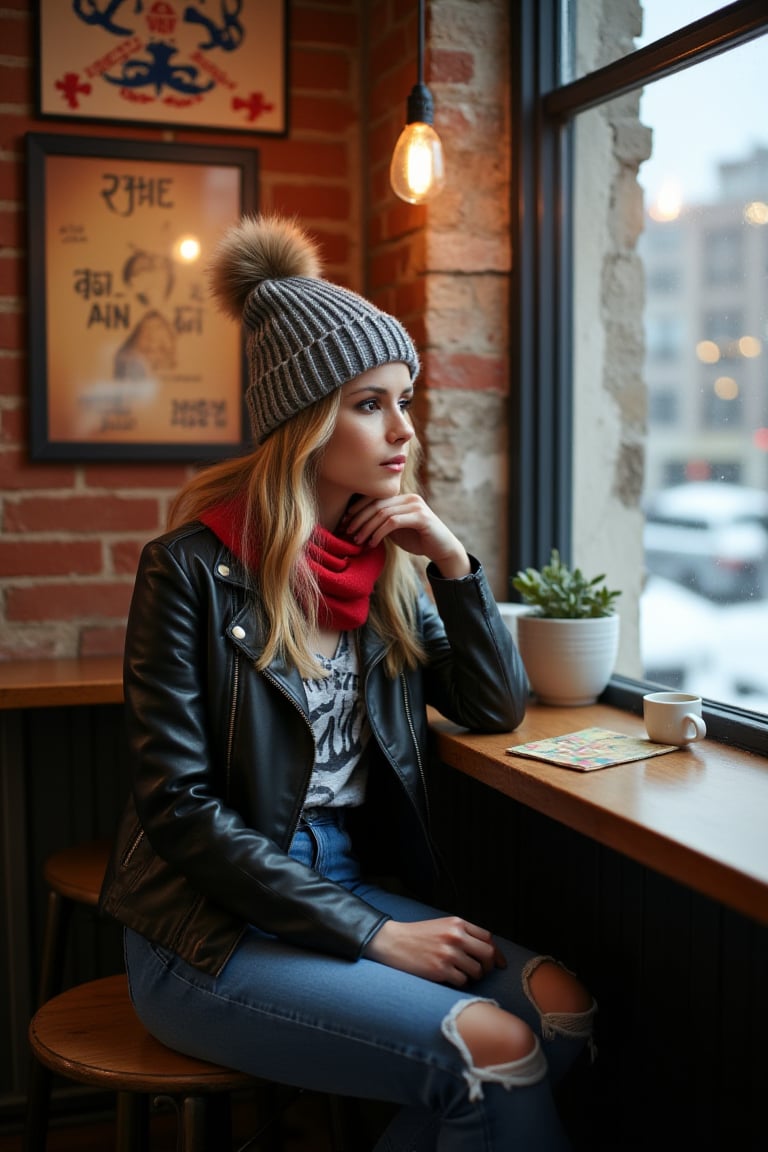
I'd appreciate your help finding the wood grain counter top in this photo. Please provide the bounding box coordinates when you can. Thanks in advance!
[429,702,768,927]
[0,656,123,709]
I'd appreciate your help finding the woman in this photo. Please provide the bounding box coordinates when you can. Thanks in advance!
[100,214,596,1151]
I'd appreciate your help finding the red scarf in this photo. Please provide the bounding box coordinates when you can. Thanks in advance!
[200,499,384,630]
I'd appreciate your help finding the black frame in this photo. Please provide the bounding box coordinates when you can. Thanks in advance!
[26,133,258,463]
[509,0,768,755]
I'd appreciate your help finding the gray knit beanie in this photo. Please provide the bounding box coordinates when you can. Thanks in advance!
[208,214,420,443]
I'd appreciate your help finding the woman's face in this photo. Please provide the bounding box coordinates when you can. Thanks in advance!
[315,362,415,528]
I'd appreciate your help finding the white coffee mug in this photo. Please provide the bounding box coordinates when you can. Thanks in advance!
[643,691,707,745]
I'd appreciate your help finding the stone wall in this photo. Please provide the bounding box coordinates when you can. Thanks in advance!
[572,0,649,673]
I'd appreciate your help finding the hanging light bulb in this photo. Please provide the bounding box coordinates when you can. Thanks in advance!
[390,1,445,205]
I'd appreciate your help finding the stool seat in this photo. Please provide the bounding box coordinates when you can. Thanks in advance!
[29,973,255,1095]
[43,838,112,906]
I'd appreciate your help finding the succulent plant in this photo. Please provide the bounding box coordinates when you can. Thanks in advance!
[512,549,620,619]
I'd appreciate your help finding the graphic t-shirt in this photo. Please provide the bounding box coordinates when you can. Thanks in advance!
[302,631,370,810]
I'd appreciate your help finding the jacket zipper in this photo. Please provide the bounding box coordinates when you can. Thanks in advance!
[400,670,432,831]
[225,651,240,801]
[261,667,316,838]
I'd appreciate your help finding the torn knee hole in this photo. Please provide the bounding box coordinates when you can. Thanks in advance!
[441,998,548,1101]
[522,955,598,1057]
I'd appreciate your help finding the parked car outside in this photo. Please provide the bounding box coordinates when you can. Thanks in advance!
[640,575,768,713]
[643,482,768,602]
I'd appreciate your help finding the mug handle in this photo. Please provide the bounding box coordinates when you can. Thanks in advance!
[683,713,706,741]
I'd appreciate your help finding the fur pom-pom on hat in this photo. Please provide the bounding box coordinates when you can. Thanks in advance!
[208,214,322,320]
[207,213,420,443]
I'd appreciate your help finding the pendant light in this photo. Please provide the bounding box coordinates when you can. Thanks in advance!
[389,0,445,205]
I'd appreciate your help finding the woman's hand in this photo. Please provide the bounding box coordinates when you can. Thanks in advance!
[363,916,506,987]
[343,494,471,579]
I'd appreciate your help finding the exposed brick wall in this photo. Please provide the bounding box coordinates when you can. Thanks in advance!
[0,0,511,659]
[367,0,512,594]
[0,0,366,659]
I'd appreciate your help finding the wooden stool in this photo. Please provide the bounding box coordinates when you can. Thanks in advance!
[37,838,112,1006]
[27,973,282,1152]
[25,839,115,1150]
[26,841,358,1151]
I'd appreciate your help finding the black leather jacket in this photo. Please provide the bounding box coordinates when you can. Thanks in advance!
[99,521,528,975]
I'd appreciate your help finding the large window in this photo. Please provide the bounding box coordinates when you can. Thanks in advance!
[509,0,768,753]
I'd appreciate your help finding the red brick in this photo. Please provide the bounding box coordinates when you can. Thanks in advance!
[0,112,35,153]
[0,12,31,59]
[0,405,24,443]
[84,464,191,491]
[0,65,30,105]
[370,60,416,121]
[111,539,145,575]
[4,495,159,533]
[0,355,24,398]
[0,253,22,296]
[311,229,350,267]
[0,450,76,491]
[0,311,23,353]
[369,112,406,165]
[428,352,508,394]
[370,24,410,76]
[369,244,416,289]
[272,185,351,221]
[291,48,352,93]
[0,540,102,577]
[291,96,357,134]
[7,581,133,622]
[291,7,358,48]
[431,50,475,85]
[259,138,349,177]
[0,205,23,248]
[394,277,427,320]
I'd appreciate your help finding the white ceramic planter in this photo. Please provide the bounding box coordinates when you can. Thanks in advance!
[515,613,620,706]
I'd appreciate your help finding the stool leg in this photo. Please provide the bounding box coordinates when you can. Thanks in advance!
[327,1095,358,1152]
[183,1094,233,1152]
[116,1091,150,1152]
[37,889,71,1007]
[22,1060,53,1152]
[254,1085,283,1152]
[24,890,72,1152]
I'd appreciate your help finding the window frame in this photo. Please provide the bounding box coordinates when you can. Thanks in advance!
[508,0,768,754]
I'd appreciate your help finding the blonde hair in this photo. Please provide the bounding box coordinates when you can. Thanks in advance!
[168,391,427,678]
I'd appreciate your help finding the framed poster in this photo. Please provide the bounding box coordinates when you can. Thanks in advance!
[35,0,288,136]
[26,133,259,462]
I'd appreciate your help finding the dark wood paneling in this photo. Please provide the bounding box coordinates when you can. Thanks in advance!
[430,763,768,1152]
[1,704,128,1114]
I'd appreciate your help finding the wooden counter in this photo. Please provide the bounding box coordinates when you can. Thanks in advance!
[0,655,123,709]
[429,702,768,927]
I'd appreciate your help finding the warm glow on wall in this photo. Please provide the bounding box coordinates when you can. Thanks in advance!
[174,235,201,263]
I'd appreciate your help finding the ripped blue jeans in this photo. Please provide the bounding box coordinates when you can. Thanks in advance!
[124,811,596,1152]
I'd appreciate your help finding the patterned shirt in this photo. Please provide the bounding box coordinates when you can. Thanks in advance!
[301,631,370,810]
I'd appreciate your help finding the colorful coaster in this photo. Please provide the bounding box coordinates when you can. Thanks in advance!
[506,726,678,772]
